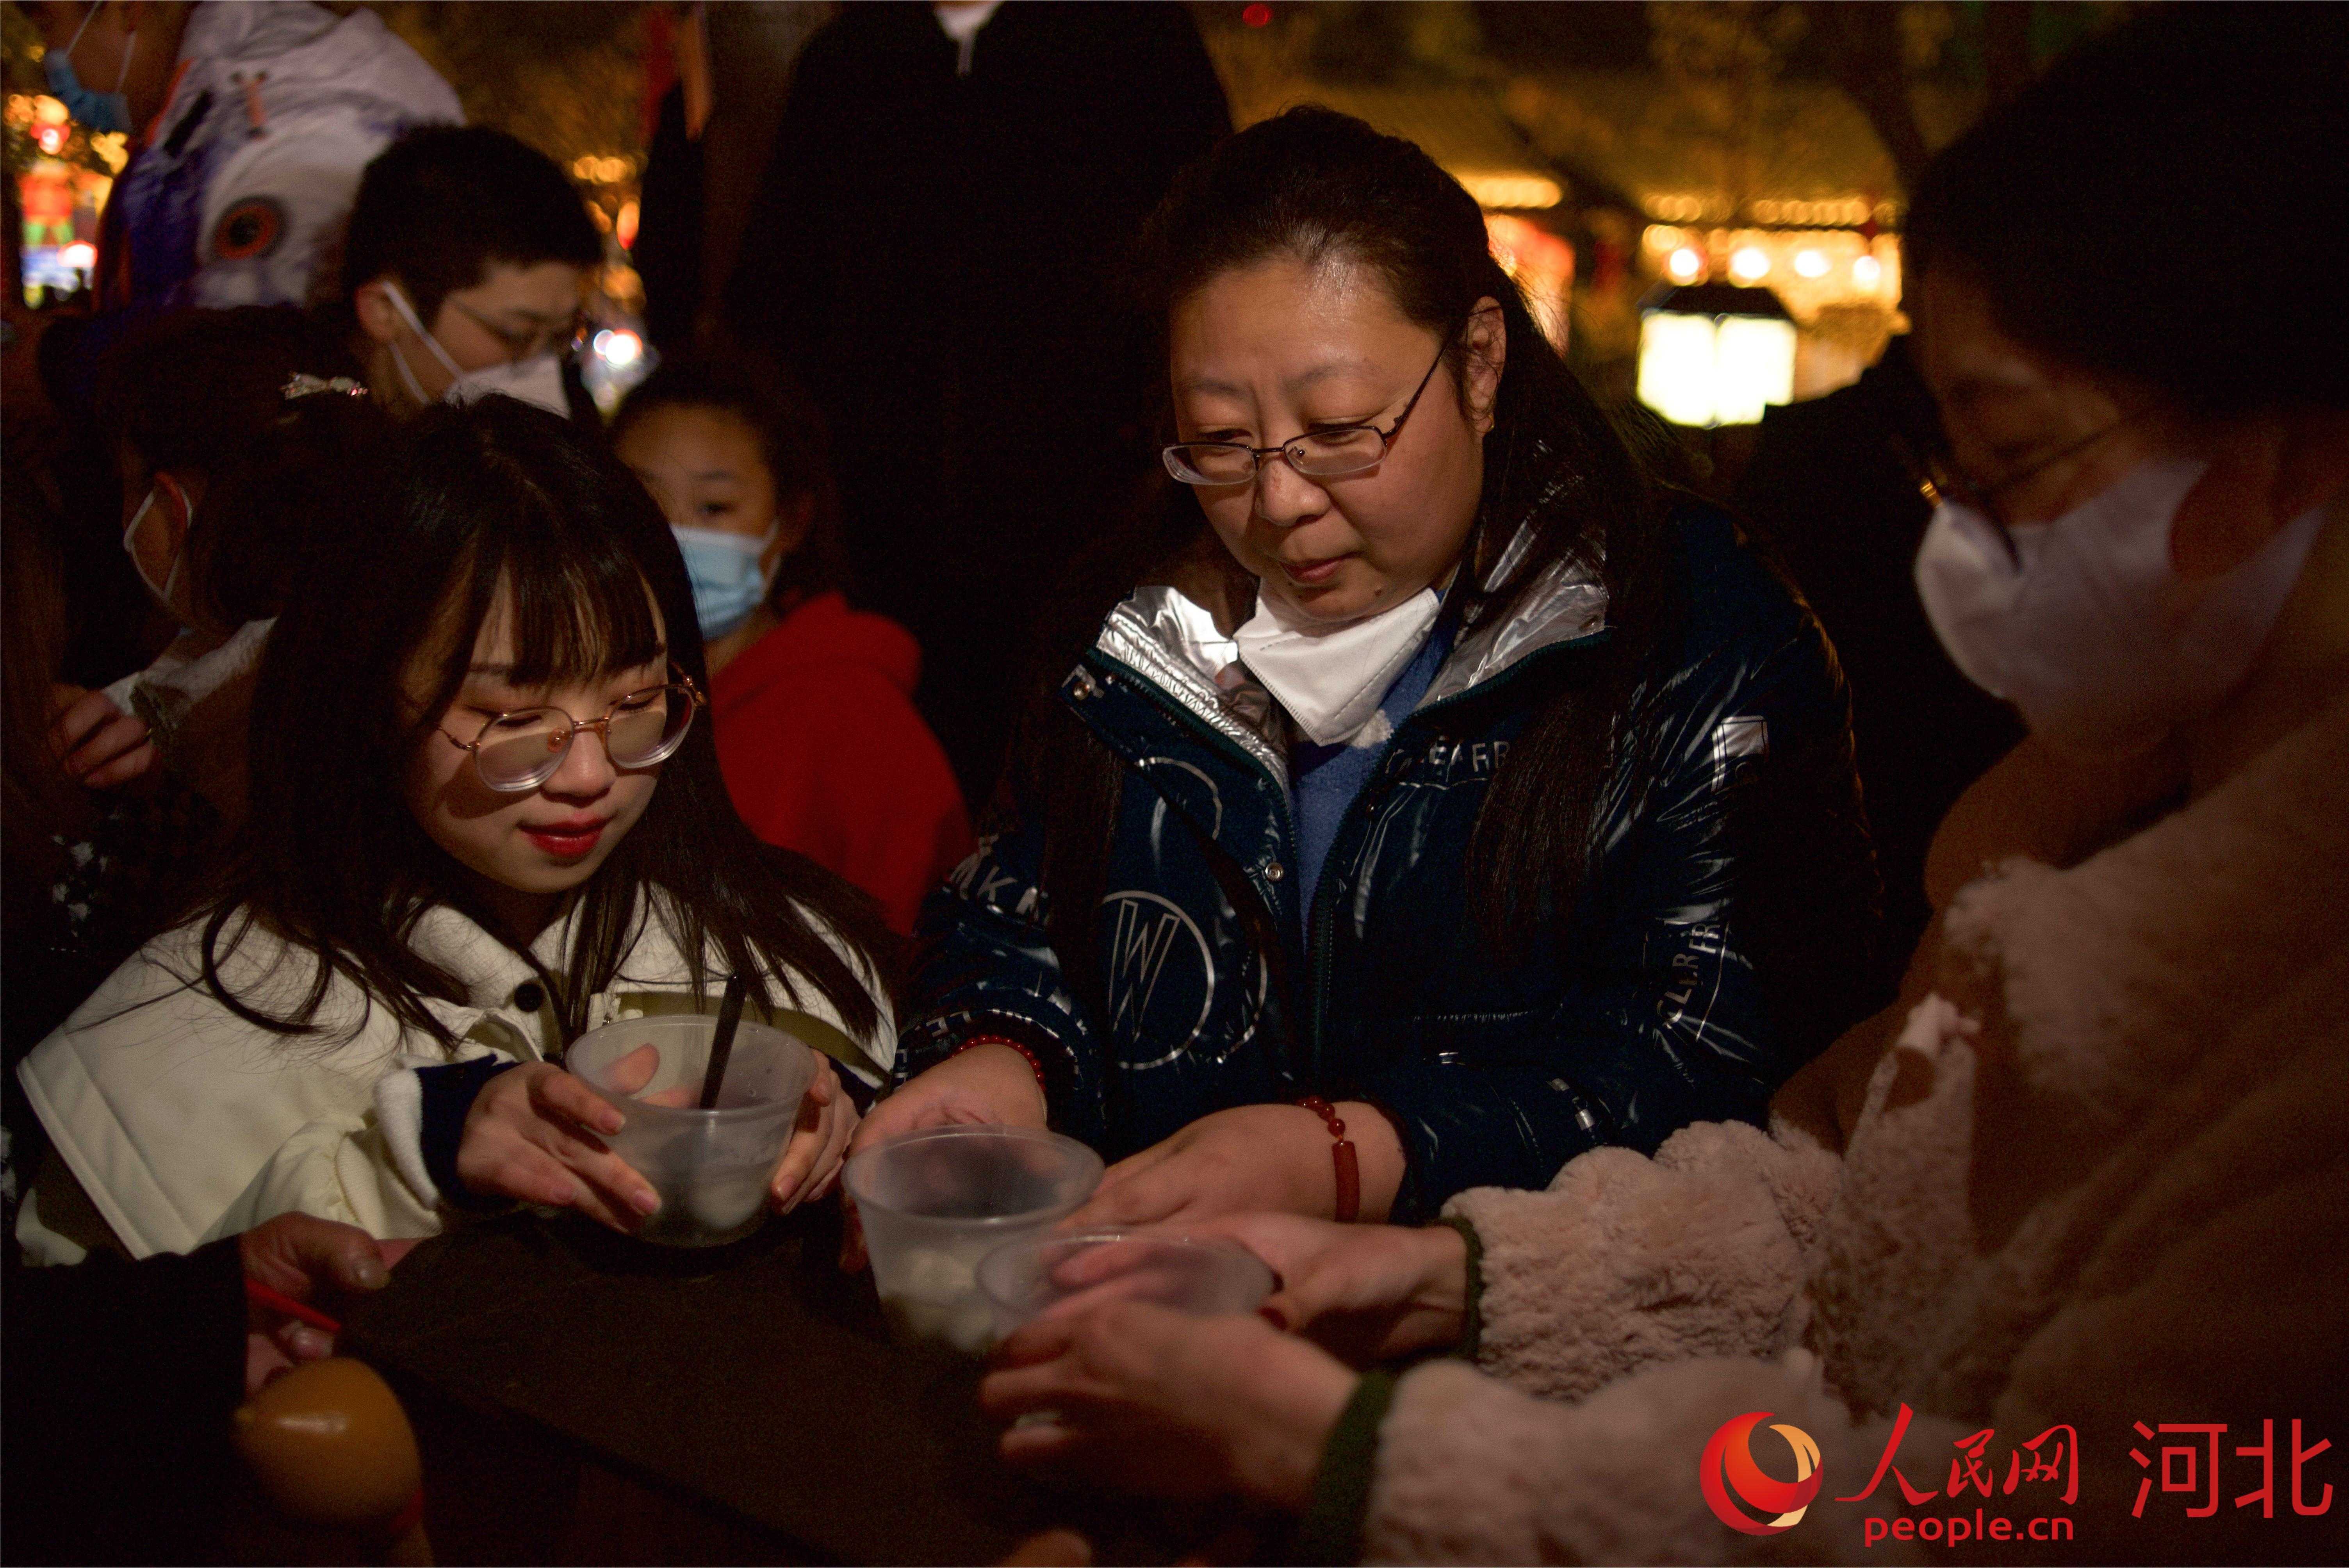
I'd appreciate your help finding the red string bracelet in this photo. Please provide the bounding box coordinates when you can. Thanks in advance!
[954,1032,1049,1096]
[1297,1095,1361,1222]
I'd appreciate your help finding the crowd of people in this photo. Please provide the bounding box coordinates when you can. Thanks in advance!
[2,1,2343,1563]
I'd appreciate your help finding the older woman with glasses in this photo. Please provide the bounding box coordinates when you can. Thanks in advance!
[969,12,2347,1563]
[16,397,896,1263]
[851,107,1882,1241]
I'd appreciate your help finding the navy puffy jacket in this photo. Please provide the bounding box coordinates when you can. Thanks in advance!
[901,508,1886,1221]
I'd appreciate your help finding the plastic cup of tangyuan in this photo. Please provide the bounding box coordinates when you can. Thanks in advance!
[842,1125,1105,1355]
[977,1230,1276,1342]
[565,1014,817,1247]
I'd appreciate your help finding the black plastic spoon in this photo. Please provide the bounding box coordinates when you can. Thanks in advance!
[697,971,748,1109]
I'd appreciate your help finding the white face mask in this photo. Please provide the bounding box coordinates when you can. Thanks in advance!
[1915,455,2329,754]
[1235,582,1443,746]
[382,281,572,418]
[122,485,185,620]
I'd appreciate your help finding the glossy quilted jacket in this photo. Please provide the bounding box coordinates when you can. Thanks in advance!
[901,508,1886,1220]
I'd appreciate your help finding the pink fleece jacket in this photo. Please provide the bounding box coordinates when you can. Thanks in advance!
[1346,693,2349,1564]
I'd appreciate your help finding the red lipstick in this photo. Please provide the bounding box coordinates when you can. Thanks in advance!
[522,816,607,858]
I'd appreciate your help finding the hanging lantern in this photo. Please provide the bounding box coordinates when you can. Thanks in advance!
[1635,282,1798,429]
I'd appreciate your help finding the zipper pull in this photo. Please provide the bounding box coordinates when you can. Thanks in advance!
[237,70,269,135]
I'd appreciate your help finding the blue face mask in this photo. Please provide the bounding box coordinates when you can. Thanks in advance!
[44,7,135,136]
[674,524,778,642]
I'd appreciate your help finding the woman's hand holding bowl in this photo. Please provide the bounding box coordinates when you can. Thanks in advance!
[455,1060,662,1229]
[981,1301,1356,1508]
[835,1041,1048,1268]
[1186,1212,1470,1364]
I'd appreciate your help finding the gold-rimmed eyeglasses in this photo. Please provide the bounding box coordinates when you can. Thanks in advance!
[440,666,706,793]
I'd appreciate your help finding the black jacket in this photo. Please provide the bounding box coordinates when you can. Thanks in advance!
[723,1,1231,800]
[901,509,1888,1221]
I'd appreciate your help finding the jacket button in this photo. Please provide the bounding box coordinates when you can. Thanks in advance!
[1263,860,1285,882]
[512,982,544,1012]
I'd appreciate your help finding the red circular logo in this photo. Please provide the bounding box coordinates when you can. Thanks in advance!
[1700,1411,1825,1535]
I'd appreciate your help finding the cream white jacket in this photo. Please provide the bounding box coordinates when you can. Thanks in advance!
[15,894,892,1264]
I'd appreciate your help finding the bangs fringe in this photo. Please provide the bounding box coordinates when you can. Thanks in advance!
[438,488,668,693]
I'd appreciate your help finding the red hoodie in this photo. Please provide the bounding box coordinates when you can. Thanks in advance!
[709,593,971,933]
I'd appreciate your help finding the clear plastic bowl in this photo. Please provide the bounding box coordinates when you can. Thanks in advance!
[842,1125,1104,1354]
[566,1014,816,1247]
[977,1230,1276,1340]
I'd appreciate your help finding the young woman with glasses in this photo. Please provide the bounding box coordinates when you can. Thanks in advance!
[16,397,894,1263]
[852,107,1884,1239]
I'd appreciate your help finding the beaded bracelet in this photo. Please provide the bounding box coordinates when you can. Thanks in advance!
[954,1033,1050,1096]
[1297,1094,1362,1222]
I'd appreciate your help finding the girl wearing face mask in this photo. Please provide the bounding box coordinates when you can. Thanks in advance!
[16,398,895,1263]
[859,108,1882,1238]
[966,16,2348,1563]
[50,308,364,811]
[613,353,970,934]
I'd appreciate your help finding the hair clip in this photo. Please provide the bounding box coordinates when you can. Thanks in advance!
[282,373,366,402]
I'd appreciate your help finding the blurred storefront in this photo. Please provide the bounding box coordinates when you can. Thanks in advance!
[1194,1,1971,424]
[1215,76,1585,354]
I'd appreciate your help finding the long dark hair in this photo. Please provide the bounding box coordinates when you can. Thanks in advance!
[195,397,886,1048]
[1025,106,1673,976]
[610,347,853,610]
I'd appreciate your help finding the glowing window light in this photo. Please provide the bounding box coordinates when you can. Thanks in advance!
[1712,316,1798,423]
[1666,246,1703,282]
[1637,312,1722,428]
[1793,248,1829,279]
[1636,283,1797,429]
[1728,245,1771,283]
[1852,254,1883,291]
